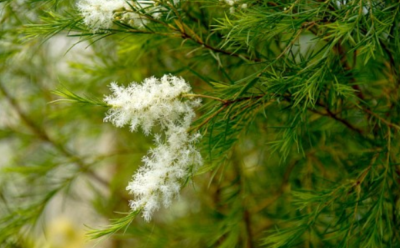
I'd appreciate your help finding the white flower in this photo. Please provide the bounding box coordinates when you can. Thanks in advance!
[77,0,183,31]
[104,75,198,133]
[77,0,129,31]
[221,0,248,13]
[104,75,202,221]
[226,0,236,6]
[122,12,149,28]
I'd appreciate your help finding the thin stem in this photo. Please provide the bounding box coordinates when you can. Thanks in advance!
[188,90,370,140]
[183,93,228,103]
[362,108,400,131]
[309,105,364,135]
[190,104,228,132]
[127,7,263,63]
[172,17,263,62]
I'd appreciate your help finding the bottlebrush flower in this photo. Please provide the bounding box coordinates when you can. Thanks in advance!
[77,0,129,31]
[77,0,182,31]
[104,75,202,221]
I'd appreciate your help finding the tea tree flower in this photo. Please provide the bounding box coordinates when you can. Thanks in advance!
[220,0,248,13]
[104,75,202,221]
[77,0,182,31]
[104,75,200,134]
[77,0,130,31]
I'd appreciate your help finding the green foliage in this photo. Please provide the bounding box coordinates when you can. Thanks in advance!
[1,0,400,247]
[52,87,108,107]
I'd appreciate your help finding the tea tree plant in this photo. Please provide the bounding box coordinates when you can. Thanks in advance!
[0,0,399,247]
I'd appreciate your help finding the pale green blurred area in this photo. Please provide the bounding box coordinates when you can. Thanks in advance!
[32,217,89,248]
[0,1,136,246]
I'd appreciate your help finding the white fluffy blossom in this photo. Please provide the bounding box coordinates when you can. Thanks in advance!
[77,0,129,31]
[104,75,200,134]
[104,75,202,221]
[77,0,182,31]
[220,0,248,13]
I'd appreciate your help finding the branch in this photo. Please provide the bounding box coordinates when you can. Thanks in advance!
[362,108,400,131]
[171,18,263,63]
[310,105,364,135]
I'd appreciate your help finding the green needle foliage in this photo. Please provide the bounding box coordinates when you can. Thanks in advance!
[1,0,399,247]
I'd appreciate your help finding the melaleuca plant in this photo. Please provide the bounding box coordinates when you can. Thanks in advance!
[0,0,399,247]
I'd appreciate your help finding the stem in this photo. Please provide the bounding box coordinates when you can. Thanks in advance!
[309,104,364,135]
[189,104,228,132]
[362,108,400,131]
[183,93,228,103]
[174,20,263,63]
[131,5,263,63]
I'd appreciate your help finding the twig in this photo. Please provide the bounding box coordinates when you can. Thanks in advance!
[179,30,263,63]
[190,104,228,132]
[309,105,364,135]
[362,108,400,131]
[183,93,228,103]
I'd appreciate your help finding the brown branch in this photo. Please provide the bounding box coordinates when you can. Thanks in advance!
[309,105,364,135]
[189,104,228,132]
[114,13,264,63]
[190,91,369,139]
[179,29,263,63]
[189,94,268,132]
[362,107,400,131]
[183,93,228,103]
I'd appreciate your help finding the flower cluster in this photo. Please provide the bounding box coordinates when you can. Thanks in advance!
[104,75,202,221]
[221,0,248,13]
[77,0,130,31]
[77,0,181,32]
